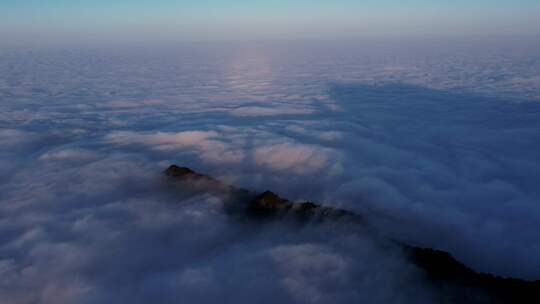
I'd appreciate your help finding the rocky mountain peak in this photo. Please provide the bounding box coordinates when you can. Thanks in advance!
[164,165,195,177]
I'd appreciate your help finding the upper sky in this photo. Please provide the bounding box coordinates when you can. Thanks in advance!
[1,0,539,44]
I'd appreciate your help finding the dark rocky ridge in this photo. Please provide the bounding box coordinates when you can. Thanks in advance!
[247,190,363,223]
[165,165,540,303]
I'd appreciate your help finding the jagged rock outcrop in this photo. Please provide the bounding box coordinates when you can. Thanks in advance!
[164,165,540,304]
[165,165,361,223]
[165,164,233,193]
[247,190,362,223]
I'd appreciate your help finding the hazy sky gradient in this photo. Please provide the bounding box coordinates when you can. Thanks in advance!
[1,0,539,44]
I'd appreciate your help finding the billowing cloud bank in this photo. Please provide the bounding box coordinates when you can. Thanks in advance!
[1,40,540,303]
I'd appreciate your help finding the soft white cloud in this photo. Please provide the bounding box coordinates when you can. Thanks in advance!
[97,99,164,109]
[105,130,245,164]
[285,125,343,142]
[0,129,33,149]
[105,130,218,149]
[269,244,349,303]
[230,106,314,117]
[39,149,97,162]
[104,129,339,174]
[253,142,333,174]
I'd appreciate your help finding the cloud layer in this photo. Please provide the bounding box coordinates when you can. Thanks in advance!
[1,41,540,303]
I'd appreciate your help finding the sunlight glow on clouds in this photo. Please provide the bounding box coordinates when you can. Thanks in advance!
[105,130,246,164]
[253,143,334,175]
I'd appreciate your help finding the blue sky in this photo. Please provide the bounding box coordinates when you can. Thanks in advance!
[1,0,539,42]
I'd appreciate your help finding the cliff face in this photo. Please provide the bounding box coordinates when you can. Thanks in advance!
[164,165,540,304]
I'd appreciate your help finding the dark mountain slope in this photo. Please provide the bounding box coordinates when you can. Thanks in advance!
[164,164,540,304]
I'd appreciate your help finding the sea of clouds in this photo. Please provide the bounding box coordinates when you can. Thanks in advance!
[1,40,540,303]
